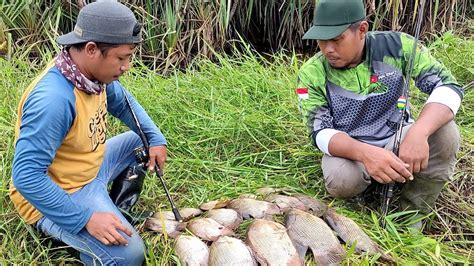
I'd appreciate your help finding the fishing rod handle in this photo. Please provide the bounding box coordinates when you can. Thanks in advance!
[153,164,183,221]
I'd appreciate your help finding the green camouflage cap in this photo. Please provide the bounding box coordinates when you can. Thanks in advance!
[303,0,366,40]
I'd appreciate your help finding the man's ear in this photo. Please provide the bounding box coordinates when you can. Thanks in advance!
[84,42,99,58]
[359,21,369,39]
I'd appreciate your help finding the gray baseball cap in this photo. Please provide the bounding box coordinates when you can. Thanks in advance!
[57,1,142,45]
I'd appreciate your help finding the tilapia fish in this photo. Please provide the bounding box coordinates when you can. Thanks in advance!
[205,208,243,230]
[209,236,257,266]
[255,187,288,197]
[239,193,258,199]
[175,235,209,266]
[200,199,230,211]
[285,208,346,265]
[153,208,203,221]
[144,217,186,238]
[264,194,307,212]
[247,219,303,265]
[228,198,280,219]
[187,218,233,241]
[324,209,393,261]
[294,194,327,217]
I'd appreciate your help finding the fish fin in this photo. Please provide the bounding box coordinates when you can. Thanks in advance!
[168,231,182,239]
[293,242,308,262]
[313,249,345,266]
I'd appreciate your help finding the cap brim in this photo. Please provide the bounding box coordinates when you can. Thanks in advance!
[57,32,88,46]
[302,24,351,40]
[57,32,143,46]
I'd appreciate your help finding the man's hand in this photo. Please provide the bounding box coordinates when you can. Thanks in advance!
[399,127,429,174]
[147,145,167,172]
[360,145,413,184]
[85,212,132,246]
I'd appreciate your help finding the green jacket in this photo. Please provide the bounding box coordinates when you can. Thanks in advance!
[297,31,463,150]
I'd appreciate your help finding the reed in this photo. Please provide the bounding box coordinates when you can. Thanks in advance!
[1,0,471,69]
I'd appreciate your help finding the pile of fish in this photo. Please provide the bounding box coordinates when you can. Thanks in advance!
[144,187,393,265]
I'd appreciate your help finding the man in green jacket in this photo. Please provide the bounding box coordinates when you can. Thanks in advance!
[297,0,462,221]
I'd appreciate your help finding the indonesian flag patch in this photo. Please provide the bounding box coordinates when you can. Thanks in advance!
[295,87,309,100]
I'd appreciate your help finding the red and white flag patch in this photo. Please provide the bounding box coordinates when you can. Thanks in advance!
[295,87,309,100]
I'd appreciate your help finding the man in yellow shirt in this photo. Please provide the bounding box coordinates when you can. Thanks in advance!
[10,2,166,264]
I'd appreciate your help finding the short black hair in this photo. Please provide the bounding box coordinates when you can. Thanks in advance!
[70,42,121,57]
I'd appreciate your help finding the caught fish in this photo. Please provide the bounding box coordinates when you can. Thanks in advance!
[144,217,186,238]
[228,198,280,219]
[175,235,209,265]
[239,193,258,199]
[205,208,243,230]
[187,218,233,241]
[294,194,327,217]
[324,209,393,261]
[255,187,287,197]
[153,208,203,221]
[264,194,307,212]
[247,219,303,265]
[209,236,257,266]
[285,209,346,265]
[200,199,230,211]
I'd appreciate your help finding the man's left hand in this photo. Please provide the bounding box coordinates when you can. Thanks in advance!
[147,145,167,173]
[399,129,429,174]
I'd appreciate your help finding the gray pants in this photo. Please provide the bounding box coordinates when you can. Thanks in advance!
[322,121,460,214]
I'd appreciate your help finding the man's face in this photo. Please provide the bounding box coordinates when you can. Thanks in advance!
[317,23,366,69]
[90,44,136,84]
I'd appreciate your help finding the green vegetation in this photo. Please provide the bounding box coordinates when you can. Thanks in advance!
[0,32,472,264]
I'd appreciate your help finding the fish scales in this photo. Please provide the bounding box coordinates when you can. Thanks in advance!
[144,217,186,238]
[154,208,203,221]
[209,236,257,266]
[228,198,280,219]
[187,218,233,241]
[247,219,303,265]
[294,194,328,217]
[325,209,393,261]
[285,209,346,266]
[264,194,307,212]
[175,235,209,265]
[205,208,243,230]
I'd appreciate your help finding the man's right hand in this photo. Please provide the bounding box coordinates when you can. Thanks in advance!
[360,145,413,184]
[85,212,133,246]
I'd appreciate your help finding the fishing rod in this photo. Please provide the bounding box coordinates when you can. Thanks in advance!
[380,0,426,228]
[123,88,183,222]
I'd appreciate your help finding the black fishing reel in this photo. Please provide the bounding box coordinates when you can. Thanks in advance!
[133,146,148,166]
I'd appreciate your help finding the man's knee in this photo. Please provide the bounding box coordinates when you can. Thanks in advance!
[322,156,370,199]
[325,178,369,199]
[123,237,145,265]
[99,232,145,265]
[429,121,460,158]
[111,236,145,265]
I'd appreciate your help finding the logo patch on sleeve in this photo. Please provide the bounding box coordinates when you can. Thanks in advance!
[295,87,309,100]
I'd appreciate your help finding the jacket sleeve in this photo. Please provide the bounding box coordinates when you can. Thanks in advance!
[401,33,463,114]
[297,58,339,152]
[106,81,167,147]
[12,84,93,234]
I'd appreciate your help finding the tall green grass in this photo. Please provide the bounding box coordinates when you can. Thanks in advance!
[1,0,472,70]
[0,34,472,264]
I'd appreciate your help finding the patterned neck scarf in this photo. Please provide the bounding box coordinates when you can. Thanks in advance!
[55,48,105,95]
